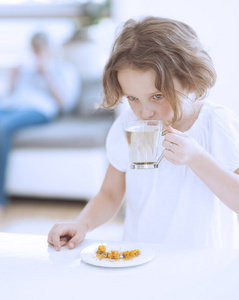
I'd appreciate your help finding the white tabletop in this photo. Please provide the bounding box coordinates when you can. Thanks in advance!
[0,232,239,300]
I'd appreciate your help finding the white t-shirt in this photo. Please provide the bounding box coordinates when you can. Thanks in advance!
[0,61,80,118]
[106,100,239,248]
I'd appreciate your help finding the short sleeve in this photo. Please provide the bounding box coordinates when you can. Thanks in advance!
[106,109,137,172]
[210,105,239,172]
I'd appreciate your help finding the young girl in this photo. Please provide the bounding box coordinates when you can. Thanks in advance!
[48,16,239,250]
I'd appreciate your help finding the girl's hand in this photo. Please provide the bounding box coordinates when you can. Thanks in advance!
[47,220,89,251]
[162,125,204,166]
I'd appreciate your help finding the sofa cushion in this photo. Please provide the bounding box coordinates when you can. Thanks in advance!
[13,115,115,149]
[72,77,115,118]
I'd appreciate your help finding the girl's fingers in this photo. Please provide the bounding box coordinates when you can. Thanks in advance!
[60,240,67,247]
[163,149,181,164]
[164,132,189,148]
[47,222,86,251]
[165,126,188,142]
[162,137,179,152]
[49,235,61,251]
[166,125,187,136]
[68,232,85,249]
[163,141,175,152]
[48,225,73,251]
[60,235,71,242]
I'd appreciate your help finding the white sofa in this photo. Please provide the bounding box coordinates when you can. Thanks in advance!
[6,77,116,201]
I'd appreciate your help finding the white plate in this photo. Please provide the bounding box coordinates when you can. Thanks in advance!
[80,242,156,268]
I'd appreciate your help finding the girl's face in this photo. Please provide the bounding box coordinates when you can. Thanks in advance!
[117,68,186,125]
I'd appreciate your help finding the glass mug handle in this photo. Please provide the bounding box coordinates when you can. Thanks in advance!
[156,130,168,166]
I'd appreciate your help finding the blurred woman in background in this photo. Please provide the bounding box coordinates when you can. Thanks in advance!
[0,32,79,217]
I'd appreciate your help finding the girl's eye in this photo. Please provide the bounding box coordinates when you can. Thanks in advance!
[127,96,138,101]
[153,94,163,100]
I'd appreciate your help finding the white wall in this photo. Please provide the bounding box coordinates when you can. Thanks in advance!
[112,0,239,116]
[0,19,74,67]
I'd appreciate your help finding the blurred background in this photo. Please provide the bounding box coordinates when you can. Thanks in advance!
[0,0,238,239]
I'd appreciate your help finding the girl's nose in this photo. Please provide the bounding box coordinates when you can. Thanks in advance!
[141,103,155,120]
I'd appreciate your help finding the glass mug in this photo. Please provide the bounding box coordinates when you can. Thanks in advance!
[123,120,165,169]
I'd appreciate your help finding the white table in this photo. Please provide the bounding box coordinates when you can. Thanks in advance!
[0,232,239,300]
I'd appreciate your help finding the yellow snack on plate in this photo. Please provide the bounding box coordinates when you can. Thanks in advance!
[95,245,141,261]
[108,250,121,260]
